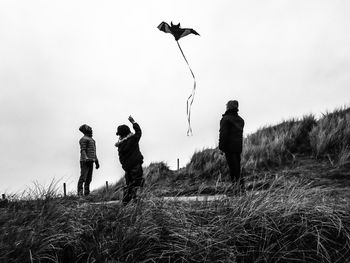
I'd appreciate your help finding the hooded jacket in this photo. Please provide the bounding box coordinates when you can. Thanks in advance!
[116,122,144,171]
[219,109,244,153]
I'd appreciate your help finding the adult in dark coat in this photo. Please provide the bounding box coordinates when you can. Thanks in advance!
[219,100,245,190]
[115,116,144,205]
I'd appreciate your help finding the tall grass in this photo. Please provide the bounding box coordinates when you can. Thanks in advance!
[174,115,318,185]
[242,115,317,169]
[183,106,349,175]
[144,162,174,186]
[106,107,348,197]
[242,106,350,169]
[2,106,350,262]
[141,159,231,196]
[309,107,350,166]
[186,148,228,179]
[1,178,350,262]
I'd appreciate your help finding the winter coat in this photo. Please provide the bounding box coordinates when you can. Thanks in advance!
[116,122,144,171]
[219,109,245,153]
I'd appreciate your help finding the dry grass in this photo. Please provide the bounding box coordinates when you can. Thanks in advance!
[1,178,350,262]
[2,106,350,262]
[309,107,350,167]
[242,115,317,169]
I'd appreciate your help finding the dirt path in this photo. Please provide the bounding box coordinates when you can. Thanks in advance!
[80,194,229,206]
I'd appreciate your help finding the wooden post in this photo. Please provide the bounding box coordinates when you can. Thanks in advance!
[2,194,5,200]
[106,181,109,192]
[177,158,180,170]
[63,183,66,197]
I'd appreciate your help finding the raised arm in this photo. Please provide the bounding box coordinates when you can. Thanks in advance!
[129,115,142,142]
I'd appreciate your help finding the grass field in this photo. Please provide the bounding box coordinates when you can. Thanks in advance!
[1,106,349,262]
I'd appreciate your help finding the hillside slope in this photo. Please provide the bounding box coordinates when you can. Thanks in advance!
[1,106,350,263]
[142,106,350,196]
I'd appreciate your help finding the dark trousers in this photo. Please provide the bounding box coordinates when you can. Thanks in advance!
[78,161,93,196]
[123,164,144,205]
[225,152,244,189]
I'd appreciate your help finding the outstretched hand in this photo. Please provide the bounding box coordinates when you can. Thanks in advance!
[128,116,135,124]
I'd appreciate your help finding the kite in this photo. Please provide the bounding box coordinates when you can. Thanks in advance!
[157,21,200,136]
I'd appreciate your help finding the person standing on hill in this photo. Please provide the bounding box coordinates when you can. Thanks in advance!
[115,116,144,205]
[219,100,245,191]
[78,124,100,196]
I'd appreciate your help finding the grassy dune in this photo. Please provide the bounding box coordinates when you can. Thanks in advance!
[1,106,350,262]
[1,179,350,262]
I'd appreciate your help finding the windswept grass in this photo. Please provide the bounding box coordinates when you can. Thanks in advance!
[100,106,349,198]
[173,106,349,185]
[144,162,174,187]
[139,159,231,196]
[310,107,350,167]
[243,115,317,169]
[1,178,350,262]
[243,106,350,169]
[186,148,228,180]
[2,105,350,262]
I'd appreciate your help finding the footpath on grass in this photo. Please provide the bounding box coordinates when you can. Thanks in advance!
[80,194,229,206]
[79,157,350,207]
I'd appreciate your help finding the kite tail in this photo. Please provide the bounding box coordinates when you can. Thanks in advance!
[176,41,196,136]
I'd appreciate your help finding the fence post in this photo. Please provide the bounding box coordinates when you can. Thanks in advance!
[177,158,180,170]
[106,181,109,192]
[63,183,66,197]
[2,194,5,200]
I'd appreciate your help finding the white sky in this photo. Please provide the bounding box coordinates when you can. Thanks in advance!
[1,0,350,194]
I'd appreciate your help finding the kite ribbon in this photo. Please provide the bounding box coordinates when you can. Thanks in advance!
[176,41,196,136]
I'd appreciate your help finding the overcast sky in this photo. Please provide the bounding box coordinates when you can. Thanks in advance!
[1,0,350,194]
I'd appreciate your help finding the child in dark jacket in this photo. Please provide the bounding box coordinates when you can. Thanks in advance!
[115,116,144,205]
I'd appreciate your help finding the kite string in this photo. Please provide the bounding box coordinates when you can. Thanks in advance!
[176,41,196,136]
